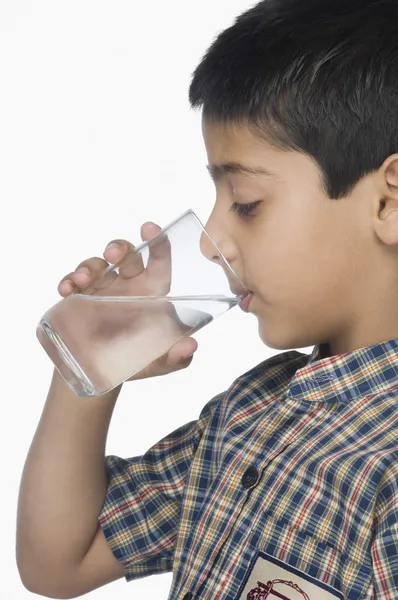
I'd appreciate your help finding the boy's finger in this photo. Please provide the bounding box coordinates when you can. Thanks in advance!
[103,239,133,264]
[58,273,78,296]
[70,257,110,289]
[105,239,145,280]
[141,223,172,292]
[166,338,198,366]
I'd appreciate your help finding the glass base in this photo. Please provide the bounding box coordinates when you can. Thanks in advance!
[38,321,97,397]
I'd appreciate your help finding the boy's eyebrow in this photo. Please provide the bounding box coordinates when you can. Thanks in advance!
[206,161,277,180]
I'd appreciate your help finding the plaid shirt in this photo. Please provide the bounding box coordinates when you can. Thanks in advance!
[98,338,398,599]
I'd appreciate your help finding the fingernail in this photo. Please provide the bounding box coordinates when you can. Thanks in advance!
[59,279,73,292]
[179,354,192,363]
[105,242,119,251]
[75,267,90,275]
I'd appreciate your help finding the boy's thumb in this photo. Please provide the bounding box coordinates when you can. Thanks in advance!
[179,351,195,363]
[166,338,198,367]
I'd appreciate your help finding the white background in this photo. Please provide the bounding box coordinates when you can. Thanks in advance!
[1,1,314,598]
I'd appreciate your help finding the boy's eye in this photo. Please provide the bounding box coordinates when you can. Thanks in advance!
[229,200,262,217]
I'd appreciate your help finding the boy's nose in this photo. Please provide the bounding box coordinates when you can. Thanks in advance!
[199,229,223,264]
[199,230,247,296]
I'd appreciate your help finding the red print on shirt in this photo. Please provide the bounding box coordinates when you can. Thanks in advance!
[247,579,311,599]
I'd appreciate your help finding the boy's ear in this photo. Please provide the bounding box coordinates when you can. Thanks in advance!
[373,154,398,247]
[384,154,398,196]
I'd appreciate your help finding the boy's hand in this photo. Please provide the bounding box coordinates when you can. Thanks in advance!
[56,222,198,381]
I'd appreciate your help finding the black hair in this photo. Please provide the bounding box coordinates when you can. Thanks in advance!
[189,0,398,199]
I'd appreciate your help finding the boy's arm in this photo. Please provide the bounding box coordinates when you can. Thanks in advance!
[17,229,201,598]
[16,369,124,598]
[17,358,222,597]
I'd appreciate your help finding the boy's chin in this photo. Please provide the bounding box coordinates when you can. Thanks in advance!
[256,317,301,352]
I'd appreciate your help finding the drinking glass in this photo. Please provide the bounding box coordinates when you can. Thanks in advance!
[37,208,248,397]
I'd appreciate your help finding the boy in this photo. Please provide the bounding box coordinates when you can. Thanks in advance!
[16,0,398,598]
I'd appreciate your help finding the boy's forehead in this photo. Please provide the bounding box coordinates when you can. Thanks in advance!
[201,117,284,173]
[202,117,259,147]
[201,117,326,187]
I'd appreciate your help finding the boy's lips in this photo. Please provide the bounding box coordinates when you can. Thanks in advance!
[239,291,253,312]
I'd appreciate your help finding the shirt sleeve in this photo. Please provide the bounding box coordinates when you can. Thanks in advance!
[371,462,398,599]
[97,391,223,583]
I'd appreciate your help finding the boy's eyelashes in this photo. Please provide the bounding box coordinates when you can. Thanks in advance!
[229,200,262,217]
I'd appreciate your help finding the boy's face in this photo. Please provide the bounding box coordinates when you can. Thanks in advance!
[201,117,398,356]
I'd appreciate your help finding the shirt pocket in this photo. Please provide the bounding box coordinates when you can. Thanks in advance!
[239,512,372,600]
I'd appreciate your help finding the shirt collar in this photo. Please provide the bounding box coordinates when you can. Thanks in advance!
[286,337,398,403]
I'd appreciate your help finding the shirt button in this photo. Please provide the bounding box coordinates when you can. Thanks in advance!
[241,466,259,489]
[182,593,193,600]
